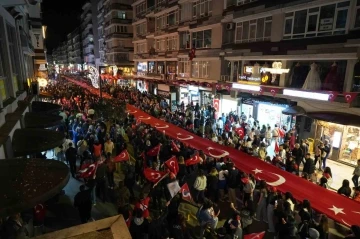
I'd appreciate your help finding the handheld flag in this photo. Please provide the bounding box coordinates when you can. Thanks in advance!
[165,156,179,175]
[180,183,192,202]
[244,231,265,239]
[143,168,166,183]
[171,140,180,153]
[113,149,130,163]
[147,144,161,156]
[185,151,201,166]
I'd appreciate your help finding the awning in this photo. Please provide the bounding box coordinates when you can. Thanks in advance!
[12,129,65,157]
[0,158,69,217]
[282,106,306,116]
[307,111,360,127]
[24,112,63,128]
[32,101,61,114]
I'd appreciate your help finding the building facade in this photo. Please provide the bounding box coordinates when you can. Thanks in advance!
[221,0,360,167]
[0,0,46,158]
[81,2,95,66]
[67,27,83,72]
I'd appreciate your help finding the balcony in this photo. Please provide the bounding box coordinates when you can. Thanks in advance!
[105,32,132,39]
[104,18,132,28]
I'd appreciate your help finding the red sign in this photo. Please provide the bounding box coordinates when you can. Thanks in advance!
[344,92,358,104]
[328,91,339,102]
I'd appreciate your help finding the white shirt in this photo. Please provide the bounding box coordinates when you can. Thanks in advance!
[217,119,224,129]
[219,170,228,180]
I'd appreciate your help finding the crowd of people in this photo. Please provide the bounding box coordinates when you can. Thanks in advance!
[2,75,359,239]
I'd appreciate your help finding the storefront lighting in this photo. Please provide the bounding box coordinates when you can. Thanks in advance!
[88,65,99,89]
[283,89,330,101]
[37,77,48,87]
[232,83,261,92]
[112,65,118,76]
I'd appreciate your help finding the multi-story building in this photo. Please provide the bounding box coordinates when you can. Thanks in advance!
[91,0,104,69]
[81,1,95,66]
[132,0,221,105]
[220,0,360,168]
[103,0,133,68]
[67,27,83,72]
[0,0,49,159]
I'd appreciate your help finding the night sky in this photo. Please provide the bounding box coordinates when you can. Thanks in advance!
[42,0,87,54]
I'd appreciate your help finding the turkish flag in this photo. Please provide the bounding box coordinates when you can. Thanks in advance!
[113,149,130,163]
[165,156,179,175]
[344,92,358,104]
[147,144,161,156]
[78,162,98,179]
[180,183,192,202]
[244,231,265,239]
[269,88,278,97]
[171,140,180,153]
[143,168,166,183]
[275,141,279,153]
[136,118,141,125]
[235,127,244,139]
[185,151,201,166]
[328,91,339,102]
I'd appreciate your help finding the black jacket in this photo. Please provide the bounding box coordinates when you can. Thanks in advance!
[303,158,315,174]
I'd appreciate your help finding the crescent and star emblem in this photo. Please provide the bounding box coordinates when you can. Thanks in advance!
[206,147,229,158]
[155,123,169,129]
[138,116,151,120]
[176,133,194,141]
[150,172,161,180]
[120,153,126,158]
[251,169,286,186]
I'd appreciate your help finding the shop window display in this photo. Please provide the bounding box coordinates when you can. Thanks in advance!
[287,60,346,91]
[315,121,360,166]
[238,61,280,86]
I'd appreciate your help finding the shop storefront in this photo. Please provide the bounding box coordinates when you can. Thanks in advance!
[166,61,177,80]
[199,87,213,106]
[180,87,189,106]
[157,84,171,104]
[314,121,360,167]
[136,62,147,77]
[237,61,283,86]
[221,95,238,116]
[257,103,292,130]
[188,85,200,105]
[137,80,148,93]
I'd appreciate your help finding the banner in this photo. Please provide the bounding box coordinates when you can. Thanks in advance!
[167,180,181,198]
[65,75,360,227]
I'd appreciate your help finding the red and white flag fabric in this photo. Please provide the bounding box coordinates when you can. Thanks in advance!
[113,149,130,163]
[143,168,166,183]
[165,156,179,175]
[274,141,279,154]
[185,151,201,166]
[78,162,98,179]
[171,140,180,153]
[244,231,265,239]
[147,144,161,156]
[235,127,244,139]
[179,183,192,202]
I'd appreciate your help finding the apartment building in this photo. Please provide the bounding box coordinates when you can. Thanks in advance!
[220,0,360,167]
[132,0,222,104]
[103,0,133,67]
[0,0,48,159]
[67,27,83,72]
[81,2,95,65]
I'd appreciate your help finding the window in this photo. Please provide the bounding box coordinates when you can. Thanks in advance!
[179,31,190,49]
[98,28,103,37]
[156,0,166,7]
[191,61,210,78]
[193,0,212,19]
[178,58,190,77]
[135,42,147,53]
[136,22,146,36]
[167,36,178,51]
[156,10,179,30]
[0,22,8,100]
[355,0,360,28]
[180,2,192,22]
[235,16,272,43]
[117,11,126,19]
[237,0,258,6]
[191,29,211,48]
[135,2,146,16]
[283,1,350,39]
[7,24,20,92]
[115,25,127,33]
[155,38,166,52]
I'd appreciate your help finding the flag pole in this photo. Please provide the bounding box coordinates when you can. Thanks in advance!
[153,172,169,188]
